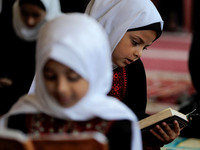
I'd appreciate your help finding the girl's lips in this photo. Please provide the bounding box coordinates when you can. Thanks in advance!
[56,95,70,104]
[125,58,133,65]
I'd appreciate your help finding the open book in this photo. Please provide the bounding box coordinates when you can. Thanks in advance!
[0,128,109,150]
[139,107,189,133]
[0,128,33,150]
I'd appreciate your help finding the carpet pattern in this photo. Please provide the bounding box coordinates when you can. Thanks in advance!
[141,32,196,113]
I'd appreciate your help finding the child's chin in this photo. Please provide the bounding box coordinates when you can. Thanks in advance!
[59,101,78,108]
[116,62,126,68]
[59,103,71,108]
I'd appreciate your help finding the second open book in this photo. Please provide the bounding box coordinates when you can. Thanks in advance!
[139,107,189,133]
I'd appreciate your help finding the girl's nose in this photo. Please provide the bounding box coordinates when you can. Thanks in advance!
[57,77,70,94]
[26,17,36,28]
[133,49,143,59]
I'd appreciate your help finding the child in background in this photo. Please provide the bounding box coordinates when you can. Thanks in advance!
[12,0,62,41]
[85,0,181,149]
[0,13,142,150]
[0,0,62,115]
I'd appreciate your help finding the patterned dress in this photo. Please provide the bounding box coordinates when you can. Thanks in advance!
[7,113,132,150]
[108,59,163,150]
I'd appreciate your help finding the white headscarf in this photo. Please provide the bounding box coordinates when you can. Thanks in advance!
[0,13,142,150]
[85,0,163,68]
[12,0,62,41]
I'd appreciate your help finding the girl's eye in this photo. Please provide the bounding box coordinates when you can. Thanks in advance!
[32,13,41,18]
[21,10,29,17]
[131,40,139,46]
[67,73,81,82]
[143,47,148,50]
[44,73,57,81]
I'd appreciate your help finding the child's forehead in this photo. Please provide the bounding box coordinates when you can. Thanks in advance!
[44,59,77,73]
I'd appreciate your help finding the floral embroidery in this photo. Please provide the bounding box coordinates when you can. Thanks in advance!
[26,114,114,136]
[108,67,127,101]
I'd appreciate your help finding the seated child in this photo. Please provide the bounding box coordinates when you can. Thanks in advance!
[0,13,142,150]
[0,0,62,115]
[85,0,182,149]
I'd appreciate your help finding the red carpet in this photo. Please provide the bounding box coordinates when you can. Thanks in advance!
[141,32,196,113]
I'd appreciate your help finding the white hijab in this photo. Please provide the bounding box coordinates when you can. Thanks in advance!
[12,0,62,41]
[0,13,142,150]
[85,0,164,68]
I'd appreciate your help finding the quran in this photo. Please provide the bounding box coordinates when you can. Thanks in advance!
[139,107,189,133]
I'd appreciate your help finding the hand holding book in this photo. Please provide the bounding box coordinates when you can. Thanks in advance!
[139,108,189,144]
[149,119,181,144]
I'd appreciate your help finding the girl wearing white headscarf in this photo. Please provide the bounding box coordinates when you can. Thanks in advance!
[0,13,142,150]
[0,0,62,115]
[85,0,163,115]
[13,0,62,41]
[85,0,181,150]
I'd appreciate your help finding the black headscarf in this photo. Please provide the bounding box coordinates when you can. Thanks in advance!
[127,22,162,41]
[19,0,46,11]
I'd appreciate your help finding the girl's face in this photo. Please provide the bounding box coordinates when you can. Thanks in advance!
[43,59,89,108]
[20,3,46,28]
[112,30,157,67]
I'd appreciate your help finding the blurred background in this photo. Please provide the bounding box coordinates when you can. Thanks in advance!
[143,0,198,114]
[146,1,200,149]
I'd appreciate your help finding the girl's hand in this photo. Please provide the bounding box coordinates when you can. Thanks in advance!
[150,120,181,144]
[0,77,12,88]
